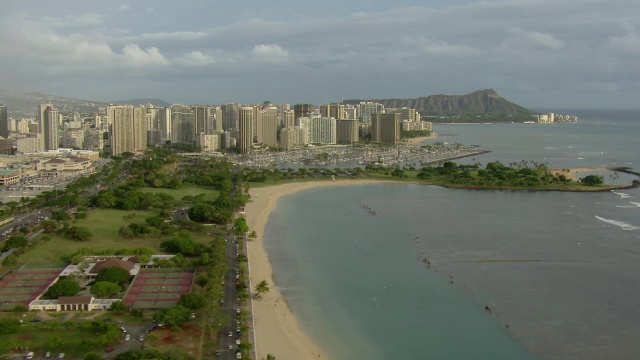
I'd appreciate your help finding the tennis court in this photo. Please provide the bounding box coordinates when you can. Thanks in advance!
[124,268,194,309]
[0,267,63,310]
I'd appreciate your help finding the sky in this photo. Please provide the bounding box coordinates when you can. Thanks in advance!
[1,0,639,109]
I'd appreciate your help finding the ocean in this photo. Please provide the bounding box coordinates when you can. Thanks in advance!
[263,109,640,360]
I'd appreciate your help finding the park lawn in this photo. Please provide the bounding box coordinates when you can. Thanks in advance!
[139,185,220,202]
[0,327,108,356]
[19,209,167,266]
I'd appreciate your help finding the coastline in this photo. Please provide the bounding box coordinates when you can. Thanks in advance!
[244,179,385,360]
[242,166,637,359]
[401,132,438,146]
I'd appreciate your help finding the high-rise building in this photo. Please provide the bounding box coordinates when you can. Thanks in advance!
[344,105,357,120]
[108,105,134,156]
[309,116,336,145]
[171,105,195,144]
[158,107,171,140]
[320,103,345,120]
[0,104,8,138]
[238,107,254,153]
[222,103,240,131]
[336,119,359,143]
[212,106,223,133]
[371,113,400,144]
[84,129,104,151]
[280,126,306,150]
[132,105,148,151]
[359,102,384,122]
[37,104,59,151]
[294,104,315,122]
[196,132,221,152]
[283,110,295,129]
[257,107,279,146]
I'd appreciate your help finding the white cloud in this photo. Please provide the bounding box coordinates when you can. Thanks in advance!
[252,44,289,64]
[118,5,130,12]
[175,51,216,67]
[121,44,169,67]
[145,7,154,13]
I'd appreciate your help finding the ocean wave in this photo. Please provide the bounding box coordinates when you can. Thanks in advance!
[630,202,640,207]
[616,205,636,208]
[595,215,640,231]
[613,192,632,199]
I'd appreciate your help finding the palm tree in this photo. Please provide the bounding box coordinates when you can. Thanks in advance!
[262,354,276,360]
[254,280,270,299]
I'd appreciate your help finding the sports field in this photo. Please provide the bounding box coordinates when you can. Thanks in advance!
[0,266,62,310]
[124,268,194,309]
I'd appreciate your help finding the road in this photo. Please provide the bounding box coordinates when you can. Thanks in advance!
[216,233,241,360]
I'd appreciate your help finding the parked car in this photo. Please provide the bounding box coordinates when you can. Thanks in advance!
[58,354,65,359]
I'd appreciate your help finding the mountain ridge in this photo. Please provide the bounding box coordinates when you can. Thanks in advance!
[344,89,535,116]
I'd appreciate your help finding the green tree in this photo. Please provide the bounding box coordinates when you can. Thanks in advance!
[43,279,81,299]
[178,293,207,310]
[262,354,277,360]
[153,305,192,326]
[109,300,128,311]
[51,210,70,221]
[581,175,604,186]
[2,236,27,251]
[91,281,122,298]
[254,280,270,299]
[96,267,132,285]
[234,217,249,233]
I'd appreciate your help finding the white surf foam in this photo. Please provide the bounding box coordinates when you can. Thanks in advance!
[595,215,640,231]
[630,202,640,208]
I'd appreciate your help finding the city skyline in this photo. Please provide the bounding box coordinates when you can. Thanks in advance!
[1,0,639,109]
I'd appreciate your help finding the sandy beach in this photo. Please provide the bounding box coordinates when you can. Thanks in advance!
[244,179,384,360]
[551,167,609,181]
[402,132,438,146]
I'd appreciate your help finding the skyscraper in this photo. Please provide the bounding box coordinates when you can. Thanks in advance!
[309,115,336,145]
[320,103,345,120]
[238,107,254,153]
[359,102,384,122]
[371,113,400,144]
[108,105,134,156]
[171,105,195,144]
[257,106,279,146]
[336,119,359,143]
[0,104,8,138]
[294,104,315,121]
[37,104,59,151]
[222,103,240,131]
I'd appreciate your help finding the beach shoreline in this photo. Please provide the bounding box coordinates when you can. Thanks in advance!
[243,166,632,360]
[244,179,385,360]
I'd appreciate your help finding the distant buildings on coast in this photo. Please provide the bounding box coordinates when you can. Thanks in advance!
[0,101,432,157]
[528,112,578,124]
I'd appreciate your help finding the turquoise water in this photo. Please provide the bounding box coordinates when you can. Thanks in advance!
[263,110,640,360]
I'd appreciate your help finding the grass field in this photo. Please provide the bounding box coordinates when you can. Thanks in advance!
[19,209,163,266]
[139,185,220,202]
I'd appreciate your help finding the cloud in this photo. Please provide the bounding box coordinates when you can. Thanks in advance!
[608,32,640,53]
[252,44,289,64]
[500,27,564,51]
[175,51,217,66]
[408,37,480,57]
[1,0,640,106]
[121,44,169,67]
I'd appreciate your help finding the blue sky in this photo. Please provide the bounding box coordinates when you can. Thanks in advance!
[1,0,639,108]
